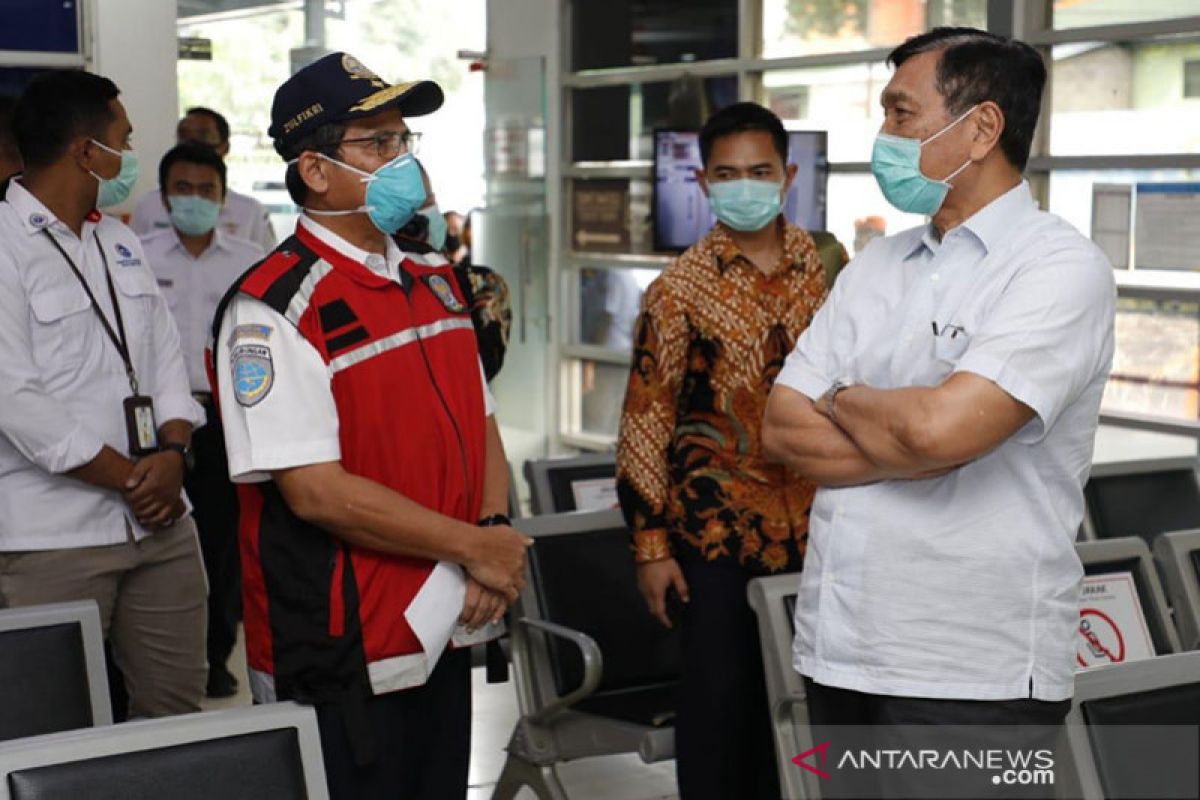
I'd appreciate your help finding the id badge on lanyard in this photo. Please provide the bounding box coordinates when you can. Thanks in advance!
[123,395,158,456]
[43,229,158,456]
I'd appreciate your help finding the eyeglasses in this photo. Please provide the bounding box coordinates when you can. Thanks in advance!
[338,130,421,159]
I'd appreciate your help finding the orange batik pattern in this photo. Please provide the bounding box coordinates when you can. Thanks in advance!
[616,221,835,575]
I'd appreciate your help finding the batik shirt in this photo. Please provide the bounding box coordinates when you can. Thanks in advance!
[616,220,833,574]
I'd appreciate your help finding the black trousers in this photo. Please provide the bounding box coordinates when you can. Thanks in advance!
[184,399,241,672]
[316,647,472,800]
[675,557,782,800]
[804,677,1071,799]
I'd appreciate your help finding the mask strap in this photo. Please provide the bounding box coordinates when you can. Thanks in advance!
[920,104,979,147]
[286,155,375,217]
[939,158,974,186]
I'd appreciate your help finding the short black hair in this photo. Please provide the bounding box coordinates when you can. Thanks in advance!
[281,121,345,205]
[13,70,120,170]
[888,27,1046,171]
[183,106,230,144]
[158,142,227,197]
[0,95,18,163]
[698,102,788,168]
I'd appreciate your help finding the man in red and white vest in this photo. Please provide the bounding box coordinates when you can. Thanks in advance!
[208,52,530,800]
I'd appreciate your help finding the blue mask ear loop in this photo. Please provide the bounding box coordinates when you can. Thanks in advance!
[287,153,376,217]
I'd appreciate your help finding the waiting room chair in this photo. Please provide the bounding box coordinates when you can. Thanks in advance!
[1082,461,1200,545]
[0,600,111,741]
[1075,537,1182,661]
[1153,529,1200,651]
[523,453,616,516]
[747,573,818,800]
[493,509,679,799]
[0,701,327,800]
[1061,650,1200,800]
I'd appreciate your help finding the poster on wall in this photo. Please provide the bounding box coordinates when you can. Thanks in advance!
[572,180,630,253]
[1076,571,1157,670]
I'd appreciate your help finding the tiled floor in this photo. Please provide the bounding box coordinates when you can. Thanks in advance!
[203,627,679,799]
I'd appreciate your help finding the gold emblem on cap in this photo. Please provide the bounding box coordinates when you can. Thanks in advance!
[342,54,386,89]
[349,81,419,114]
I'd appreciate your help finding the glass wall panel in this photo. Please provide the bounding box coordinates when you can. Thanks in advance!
[1050,41,1200,156]
[761,0,985,60]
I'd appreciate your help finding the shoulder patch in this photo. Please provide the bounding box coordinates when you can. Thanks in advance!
[422,274,467,313]
[228,323,273,348]
[231,343,274,407]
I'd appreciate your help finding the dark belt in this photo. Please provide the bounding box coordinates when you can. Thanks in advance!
[192,391,214,405]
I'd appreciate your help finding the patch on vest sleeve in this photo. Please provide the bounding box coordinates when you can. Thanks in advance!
[422,274,467,313]
[231,343,274,407]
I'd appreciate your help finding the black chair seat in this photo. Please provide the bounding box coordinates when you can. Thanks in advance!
[574,681,677,728]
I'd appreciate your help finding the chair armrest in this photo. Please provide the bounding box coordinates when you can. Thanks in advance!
[517,617,604,722]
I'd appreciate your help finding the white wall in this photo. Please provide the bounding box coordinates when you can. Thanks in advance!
[89,0,179,218]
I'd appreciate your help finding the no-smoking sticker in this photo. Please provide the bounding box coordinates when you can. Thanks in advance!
[1077,572,1156,669]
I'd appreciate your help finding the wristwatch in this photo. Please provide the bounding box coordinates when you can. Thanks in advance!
[478,514,512,528]
[161,442,195,472]
[823,380,853,424]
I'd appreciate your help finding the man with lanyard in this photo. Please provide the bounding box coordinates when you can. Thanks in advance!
[131,106,276,251]
[0,70,206,718]
[210,52,530,799]
[763,27,1115,798]
[141,142,265,699]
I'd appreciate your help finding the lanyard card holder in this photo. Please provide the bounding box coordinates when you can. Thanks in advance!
[124,395,158,457]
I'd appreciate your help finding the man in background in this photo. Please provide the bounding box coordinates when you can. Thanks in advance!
[140,142,264,698]
[617,101,833,799]
[131,106,275,250]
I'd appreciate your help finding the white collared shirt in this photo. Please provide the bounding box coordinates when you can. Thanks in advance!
[0,179,205,551]
[140,227,264,392]
[131,188,277,252]
[776,182,1116,701]
[217,215,495,483]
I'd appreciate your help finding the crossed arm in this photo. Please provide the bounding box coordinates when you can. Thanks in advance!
[761,371,1035,487]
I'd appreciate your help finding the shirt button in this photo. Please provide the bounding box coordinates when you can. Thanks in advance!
[931,273,940,282]
[836,504,845,515]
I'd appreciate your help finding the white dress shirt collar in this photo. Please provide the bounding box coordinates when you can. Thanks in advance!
[298,214,402,281]
[6,178,99,241]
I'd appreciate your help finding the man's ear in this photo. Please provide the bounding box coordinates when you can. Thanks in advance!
[782,161,799,194]
[72,136,100,174]
[695,167,709,198]
[296,151,331,197]
[969,101,1005,163]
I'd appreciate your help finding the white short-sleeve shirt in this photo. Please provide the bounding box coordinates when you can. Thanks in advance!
[216,216,495,484]
[775,182,1116,701]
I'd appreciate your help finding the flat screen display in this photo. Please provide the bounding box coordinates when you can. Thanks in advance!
[653,129,828,252]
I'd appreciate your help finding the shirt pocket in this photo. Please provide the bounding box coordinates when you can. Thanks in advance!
[110,268,159,360]
[933,331,971,365]
[28,284,94,371]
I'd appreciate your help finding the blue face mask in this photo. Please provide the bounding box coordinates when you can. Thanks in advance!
[168,195,222,236]
[307,152,427,235]
[420,204,447,250]
[89,139,139,208]
[871,105,977,216]
[707,178,784,232]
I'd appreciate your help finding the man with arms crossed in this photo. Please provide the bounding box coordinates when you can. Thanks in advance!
[763,28,1115,799]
